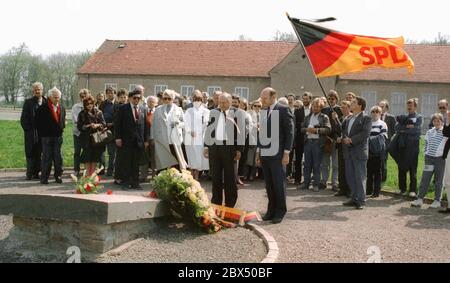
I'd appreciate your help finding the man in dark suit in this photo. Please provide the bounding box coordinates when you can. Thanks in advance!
[20,82,46,180]
[114,90,149,190]
[341,96,372,209]
[378,99,396,182]
[293,103,305,185]
[99,86,118,176]
[35,87,66,184]
[204,92,245,208]
[256,87,294,224]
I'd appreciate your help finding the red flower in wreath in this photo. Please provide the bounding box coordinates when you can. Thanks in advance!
[149,191,157,198]
[107,189,113,195]
[86,184,92,192]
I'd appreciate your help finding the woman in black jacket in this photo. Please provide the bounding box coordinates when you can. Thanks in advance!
[77,94,106,176]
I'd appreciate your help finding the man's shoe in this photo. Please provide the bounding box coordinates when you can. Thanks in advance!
[438,208,450,214]
[55,177,63,184]
[32,175,40,180]
[429,200,441,209]
[262,214,273,221]
[343,200,356,207]
[25,175,32,181]
[409,192,417,198]
[271,217,283,224]
[312,186,320,192]
[40,179,49,185]
[370,194,379,198]
[98,169,105,176]
[331,186,339,192]
[355,204,364,210]
[297,183,309,190]
[334,191,347,197]
[410,199,423,208]
[319,183,327,190]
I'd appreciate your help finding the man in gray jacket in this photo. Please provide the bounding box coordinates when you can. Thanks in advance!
[297,98,331,192]
[341,96,372,209]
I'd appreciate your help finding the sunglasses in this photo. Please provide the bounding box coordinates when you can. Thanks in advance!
[371,111,380,113]
[163,97,172,101]
[132,96,141,100]
[439,106,447,110]
[253,105,262,108]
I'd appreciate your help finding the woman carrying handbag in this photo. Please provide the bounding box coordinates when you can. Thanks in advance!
[77,94,107,176]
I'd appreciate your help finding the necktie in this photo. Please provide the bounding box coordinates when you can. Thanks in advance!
[134,105,139,121]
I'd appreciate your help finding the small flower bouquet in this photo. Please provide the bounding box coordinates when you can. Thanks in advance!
[70,167,104,194]
[152,168,235,233]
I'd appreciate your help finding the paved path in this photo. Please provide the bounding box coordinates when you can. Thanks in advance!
[0,171,449,262]
[0,109,72,121]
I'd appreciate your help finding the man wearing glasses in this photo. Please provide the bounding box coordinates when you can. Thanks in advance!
[320,90,343,191]
[428,99,449,129]
[114,89,149,190]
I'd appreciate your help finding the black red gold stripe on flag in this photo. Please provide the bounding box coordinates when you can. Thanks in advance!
[288,16,415,78]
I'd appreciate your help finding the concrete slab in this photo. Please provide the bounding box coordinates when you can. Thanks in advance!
[0,193,170,256]
[0,194,168,225]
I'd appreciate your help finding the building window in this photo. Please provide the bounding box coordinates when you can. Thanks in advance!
[181,85,195,97]
[129,84,139,92]
[360,91,377,114]
[390,92,407,116]
[235,87,250,100]
[421,93,439,119]
[154,85,168,96]
[207,86,221,96]
[105,83,118,92]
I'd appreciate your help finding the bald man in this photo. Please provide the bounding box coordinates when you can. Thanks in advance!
[256,87,294,224]
[204,92,246,207]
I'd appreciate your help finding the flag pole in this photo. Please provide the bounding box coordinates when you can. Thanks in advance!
[286,12,335,112]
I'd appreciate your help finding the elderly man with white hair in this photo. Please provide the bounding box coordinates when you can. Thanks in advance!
[151,89,187,171]
[20,82,47,180]
[35,87,66,185]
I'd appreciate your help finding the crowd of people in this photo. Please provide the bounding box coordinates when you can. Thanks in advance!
[20,81,450,224]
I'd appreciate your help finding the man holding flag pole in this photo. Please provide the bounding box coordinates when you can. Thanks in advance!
[285,13,414,209]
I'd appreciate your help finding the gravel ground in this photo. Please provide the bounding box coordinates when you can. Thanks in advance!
[1,171,450,263]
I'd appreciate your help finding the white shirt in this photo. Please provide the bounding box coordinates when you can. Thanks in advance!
[304,105,311,117]
[307,113,320,139]
[347,112,362,136]
[216,109,230,141]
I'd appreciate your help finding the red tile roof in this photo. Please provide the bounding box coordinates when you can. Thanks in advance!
[340,45,450,83]
[78,40,298,78]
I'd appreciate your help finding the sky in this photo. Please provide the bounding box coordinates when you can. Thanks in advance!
[1,0,449,56]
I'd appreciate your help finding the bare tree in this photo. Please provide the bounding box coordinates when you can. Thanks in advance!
[406,33,450,45]
[272,30,298,42]
[237,34,252,41]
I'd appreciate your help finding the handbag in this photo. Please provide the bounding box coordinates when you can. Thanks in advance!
[91,129,113,146]
[323,136,334,154]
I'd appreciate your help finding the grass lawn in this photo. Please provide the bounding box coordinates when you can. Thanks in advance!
[0,120,446,200]
[0,120,74,169]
